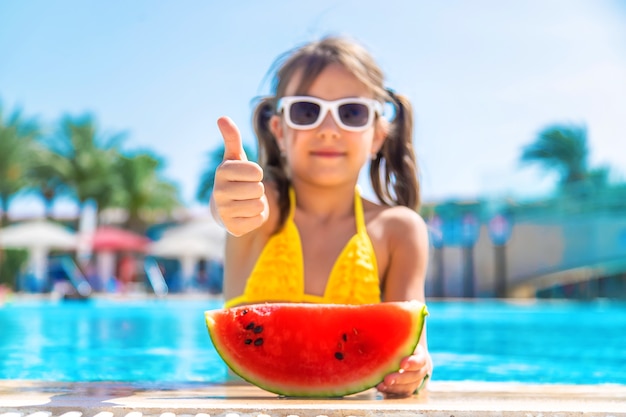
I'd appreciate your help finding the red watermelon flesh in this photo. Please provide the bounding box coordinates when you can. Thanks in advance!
[204,301,428,397]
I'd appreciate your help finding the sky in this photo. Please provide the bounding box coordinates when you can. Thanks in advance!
[1,0,625,218]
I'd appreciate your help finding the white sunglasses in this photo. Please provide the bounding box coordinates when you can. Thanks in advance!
[276,96,383,132]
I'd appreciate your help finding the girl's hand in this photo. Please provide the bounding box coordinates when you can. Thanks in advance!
[376,344,431,398]
[211,116,269,237]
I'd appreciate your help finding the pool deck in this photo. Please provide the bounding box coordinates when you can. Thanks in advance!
[1,381,625,417]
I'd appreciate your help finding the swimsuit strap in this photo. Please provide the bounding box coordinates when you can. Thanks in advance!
[288,187,296,220]
[354,186,366,234]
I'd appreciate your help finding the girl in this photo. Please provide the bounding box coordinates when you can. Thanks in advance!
[211,36,432,397]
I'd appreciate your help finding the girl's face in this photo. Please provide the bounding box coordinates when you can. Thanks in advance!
[270,63,387,188]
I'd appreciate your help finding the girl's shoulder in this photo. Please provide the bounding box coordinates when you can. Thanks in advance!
[362,200,429,277]
[363,198,426,225]
[363,198,428,241]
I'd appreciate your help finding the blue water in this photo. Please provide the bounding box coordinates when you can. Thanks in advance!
[0,298,624,384]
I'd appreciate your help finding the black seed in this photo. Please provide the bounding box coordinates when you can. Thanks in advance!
[342,333,347,342]
[244,339,253,345]
[253,325,263,334]
[335,352,344,360]
[242,309,249,315]
[246,322,255,330]
[254,338,264,346]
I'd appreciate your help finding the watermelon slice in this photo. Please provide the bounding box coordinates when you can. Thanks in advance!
[204,301,428,397]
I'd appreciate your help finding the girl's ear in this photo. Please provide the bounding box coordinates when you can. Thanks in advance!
[371,120,389,155]
[269,114,285,152]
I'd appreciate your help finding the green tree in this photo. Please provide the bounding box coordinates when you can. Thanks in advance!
[0,103,41,226]
[518,123,622,215]
[26,143,72,219]
[196,142,257,203]
[47,114,125,219]
[520,124,589,186]
[112,152,182,232]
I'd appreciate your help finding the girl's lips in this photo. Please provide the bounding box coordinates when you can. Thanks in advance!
[311,150,345,157]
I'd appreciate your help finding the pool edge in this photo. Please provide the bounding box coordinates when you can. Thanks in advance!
[1,380,625,417]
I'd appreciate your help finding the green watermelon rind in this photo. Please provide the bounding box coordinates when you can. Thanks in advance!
[205,301,428,398]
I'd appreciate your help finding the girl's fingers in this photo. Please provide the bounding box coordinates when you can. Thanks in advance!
[376,379,417,398]
[377,384,413,398]
[400,354,427,372]
[384,369,423,387]
[377,373,430,398]
[377,366,430,397]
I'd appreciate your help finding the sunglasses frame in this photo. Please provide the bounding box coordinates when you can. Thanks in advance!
[276,96,383,132]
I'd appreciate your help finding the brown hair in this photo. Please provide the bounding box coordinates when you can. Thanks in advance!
[252,36,421,227]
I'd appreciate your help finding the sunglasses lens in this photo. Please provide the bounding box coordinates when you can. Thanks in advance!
[338,103,370,128]
[289,101,321,126]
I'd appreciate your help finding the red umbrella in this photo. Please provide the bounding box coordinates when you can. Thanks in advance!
[91,226,151,253]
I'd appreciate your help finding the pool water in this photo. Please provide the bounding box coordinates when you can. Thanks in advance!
[0,298,624,384]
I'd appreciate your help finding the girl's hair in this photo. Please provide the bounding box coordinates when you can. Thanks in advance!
[252,36,421,227]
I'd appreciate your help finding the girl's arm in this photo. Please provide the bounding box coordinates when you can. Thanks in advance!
[377,207,433,397]
[221,182,280,305]
[213,117,276,303]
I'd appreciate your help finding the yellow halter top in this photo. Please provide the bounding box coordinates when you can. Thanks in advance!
[224,187,381,308]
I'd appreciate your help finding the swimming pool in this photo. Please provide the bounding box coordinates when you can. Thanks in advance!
[0,297,624,385]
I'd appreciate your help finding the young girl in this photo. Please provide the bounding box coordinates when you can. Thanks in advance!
[210,36,432,398]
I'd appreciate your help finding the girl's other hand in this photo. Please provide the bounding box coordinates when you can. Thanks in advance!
[376,344,431,398]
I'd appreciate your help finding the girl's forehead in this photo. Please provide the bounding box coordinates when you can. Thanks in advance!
[283,63,373,98]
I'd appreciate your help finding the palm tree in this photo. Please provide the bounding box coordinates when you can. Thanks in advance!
[112,152,182,232]
[520,124,589,186]
[196,142,257,203]
[46,114,125,220]
[0,103,41,226]
[26,143,72,219]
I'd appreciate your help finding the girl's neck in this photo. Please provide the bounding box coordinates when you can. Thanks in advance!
[291,180,356,223]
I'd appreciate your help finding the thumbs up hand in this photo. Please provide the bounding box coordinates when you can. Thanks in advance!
[211,116,269,237]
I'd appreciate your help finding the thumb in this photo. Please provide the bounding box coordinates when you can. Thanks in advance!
[217,116,248,161]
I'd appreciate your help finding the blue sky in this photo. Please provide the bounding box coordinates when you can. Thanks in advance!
[2,0,625,217]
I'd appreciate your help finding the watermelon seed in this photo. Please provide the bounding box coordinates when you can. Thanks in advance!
[244,339,253,345]
[335,352,344,360]
[246,322,255,330]
[342,333,348,342]
[254,338,264,346]
[253,325,263,334]
[242,309,249,315]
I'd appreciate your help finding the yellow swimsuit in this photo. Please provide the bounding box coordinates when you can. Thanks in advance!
[224,187,381,307]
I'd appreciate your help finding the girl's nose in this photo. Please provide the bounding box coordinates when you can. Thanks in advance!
[317,111,340,136]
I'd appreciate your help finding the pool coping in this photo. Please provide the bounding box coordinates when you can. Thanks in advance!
[1,380,625,417]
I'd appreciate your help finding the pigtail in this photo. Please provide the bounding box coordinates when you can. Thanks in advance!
[252,96,291,228]
[369,90,421,211]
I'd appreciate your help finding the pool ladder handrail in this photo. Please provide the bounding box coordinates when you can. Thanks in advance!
[58,255,93,297]
[144,257,169,297]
